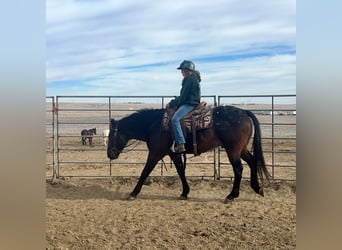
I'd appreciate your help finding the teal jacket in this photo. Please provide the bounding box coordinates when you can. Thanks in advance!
[169,71,201,108]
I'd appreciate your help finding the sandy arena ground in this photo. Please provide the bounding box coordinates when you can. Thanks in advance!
[46,140,296,250]
[46,177,295,249]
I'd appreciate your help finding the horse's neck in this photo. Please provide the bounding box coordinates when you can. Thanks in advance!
[121,110,161,141]
[121,119,148,141]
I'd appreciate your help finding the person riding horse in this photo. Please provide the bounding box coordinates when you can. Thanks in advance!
[166,60,201,154]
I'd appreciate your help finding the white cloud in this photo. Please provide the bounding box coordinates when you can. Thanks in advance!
[46,0,296,99]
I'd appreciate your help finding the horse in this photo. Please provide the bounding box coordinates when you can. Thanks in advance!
[81,128,96,146]
[103,129,110,146]
[107,106,271,203]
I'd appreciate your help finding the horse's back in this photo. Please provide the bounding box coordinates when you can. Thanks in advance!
[81,128,96,135]
[212,105,253,143]
[213,105,252,126]
[213,105,247,120]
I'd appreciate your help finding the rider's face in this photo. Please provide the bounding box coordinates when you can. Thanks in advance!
[181,69,190,78]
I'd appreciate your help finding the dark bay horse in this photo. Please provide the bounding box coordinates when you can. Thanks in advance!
[81,128,96,146]
[107,106,271,203]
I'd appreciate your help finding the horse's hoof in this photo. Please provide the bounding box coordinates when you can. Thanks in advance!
[179,195,187,200]
[259,188,264,197]
[127,194,136,200]
[224,198,234,204]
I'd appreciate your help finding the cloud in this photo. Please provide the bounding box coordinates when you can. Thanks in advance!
[46,0,296,99]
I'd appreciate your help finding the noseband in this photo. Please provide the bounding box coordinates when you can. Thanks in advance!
[110,121,120,151]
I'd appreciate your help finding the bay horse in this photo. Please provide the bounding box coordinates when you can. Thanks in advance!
[81,128,96,146]
[107,106,271,203]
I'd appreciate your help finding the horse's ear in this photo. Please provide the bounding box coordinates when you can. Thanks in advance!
[110,118,115,129]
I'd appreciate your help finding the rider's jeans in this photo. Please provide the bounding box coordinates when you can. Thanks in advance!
[171,104,196,144]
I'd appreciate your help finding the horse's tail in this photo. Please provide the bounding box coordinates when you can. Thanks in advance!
[245,110,272,184]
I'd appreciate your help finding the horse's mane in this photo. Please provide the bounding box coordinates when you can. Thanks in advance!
[122,108,165,129]
[129,108,164,118]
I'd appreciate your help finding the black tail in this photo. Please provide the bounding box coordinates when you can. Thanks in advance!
[246,110,272,183]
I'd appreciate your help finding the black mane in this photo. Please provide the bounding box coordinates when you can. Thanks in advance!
[125,108,164,125]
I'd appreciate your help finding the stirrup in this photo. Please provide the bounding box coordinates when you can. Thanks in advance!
[170,141,175,152]
[170,142,186,154]
[174,143,186,154]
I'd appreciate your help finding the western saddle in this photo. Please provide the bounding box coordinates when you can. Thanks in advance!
[162,102,213,156]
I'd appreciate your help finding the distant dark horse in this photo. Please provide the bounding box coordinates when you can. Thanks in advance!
[107,106,271,203]
[81,128,96,146]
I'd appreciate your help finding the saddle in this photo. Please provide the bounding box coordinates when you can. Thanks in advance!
[162,102,213,156]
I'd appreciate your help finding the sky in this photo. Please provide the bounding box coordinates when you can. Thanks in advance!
[46,0,296,101]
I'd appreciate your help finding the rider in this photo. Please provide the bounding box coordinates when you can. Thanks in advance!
[166,60,201,153]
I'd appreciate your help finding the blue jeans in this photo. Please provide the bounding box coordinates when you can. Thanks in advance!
[171,104,196,144]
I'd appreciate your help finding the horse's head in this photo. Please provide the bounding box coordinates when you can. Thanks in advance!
[107,118,128,160]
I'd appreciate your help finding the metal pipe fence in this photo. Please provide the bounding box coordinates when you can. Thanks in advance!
[45,95,296,181]
[45,96,55,178]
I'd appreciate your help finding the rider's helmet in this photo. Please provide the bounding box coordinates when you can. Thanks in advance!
[177,60,195,71]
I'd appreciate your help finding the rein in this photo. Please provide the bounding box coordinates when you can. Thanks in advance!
[122,140,141,153]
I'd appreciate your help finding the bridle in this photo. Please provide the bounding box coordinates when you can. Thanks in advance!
[110,121,141,154]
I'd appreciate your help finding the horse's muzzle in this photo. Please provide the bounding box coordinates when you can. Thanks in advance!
[107,148,119,160]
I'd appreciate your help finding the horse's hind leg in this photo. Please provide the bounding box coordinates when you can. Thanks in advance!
[225,150,244,202]
[241,149,262,196]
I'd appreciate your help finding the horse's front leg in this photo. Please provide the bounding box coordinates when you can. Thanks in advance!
[170,154,190,199]
[129,153,161,199]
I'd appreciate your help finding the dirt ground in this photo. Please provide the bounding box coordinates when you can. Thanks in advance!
[46,102,296,249]
[46,177,295,249]
[46,142,296,250]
